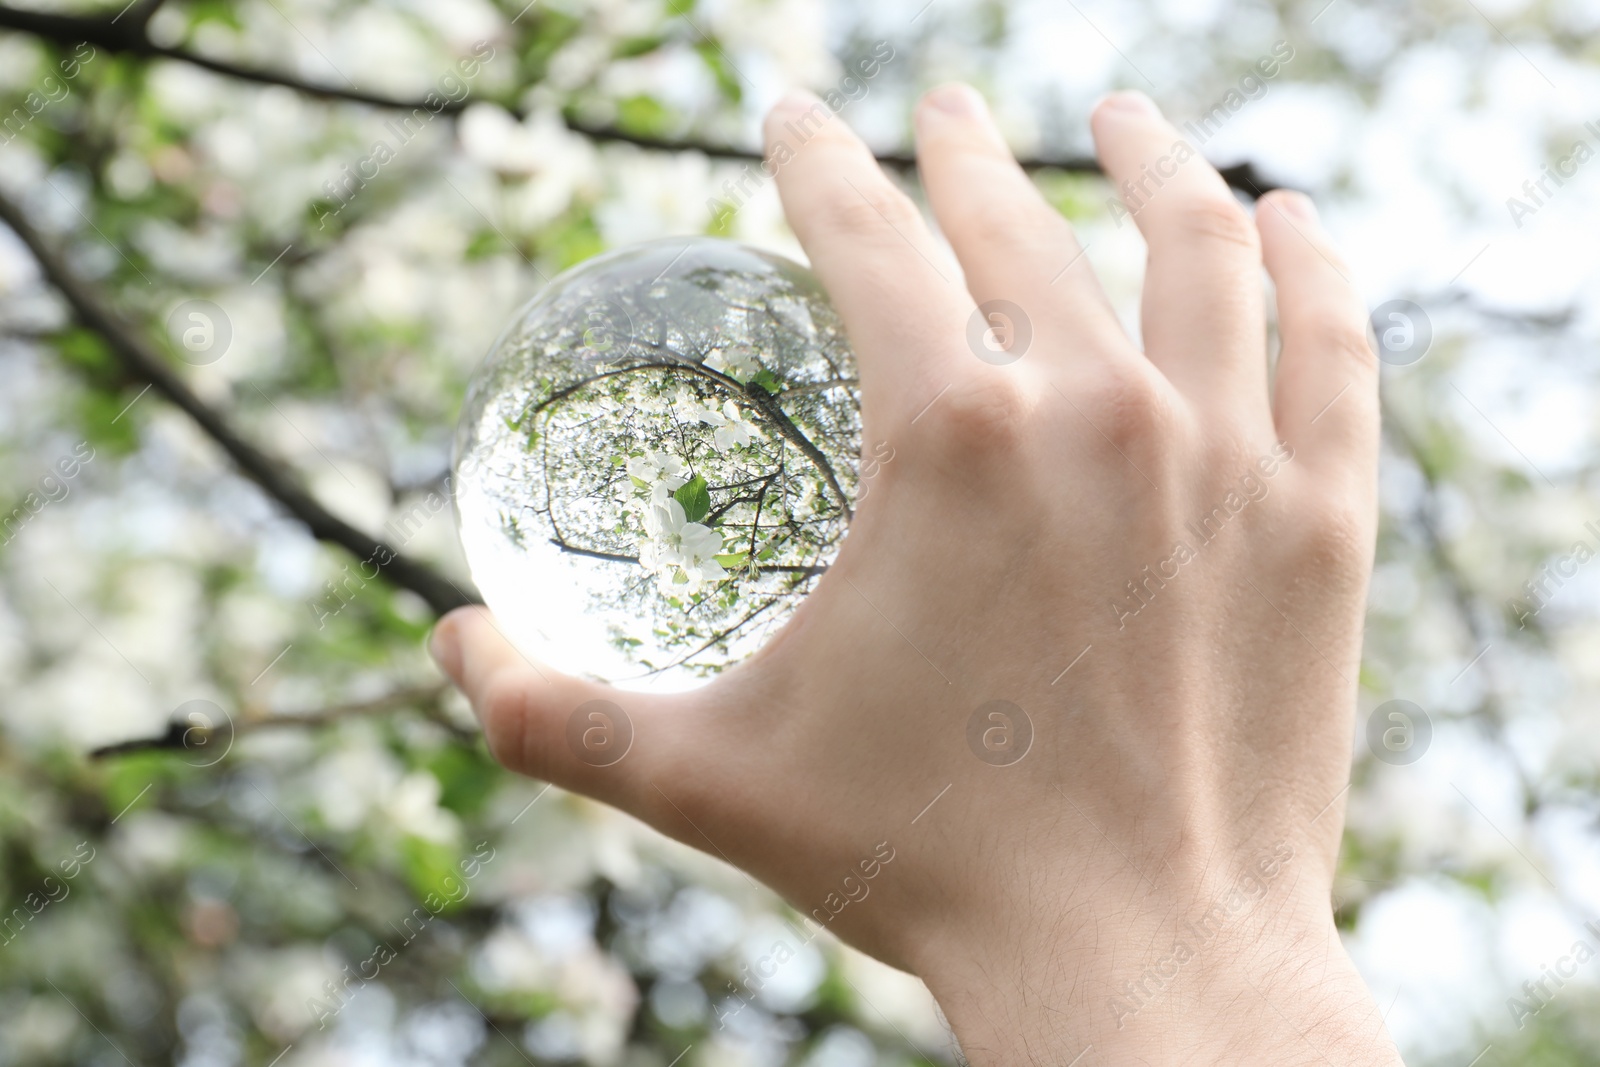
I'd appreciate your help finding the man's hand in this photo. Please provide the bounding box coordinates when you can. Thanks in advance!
[430,85,1401,1065]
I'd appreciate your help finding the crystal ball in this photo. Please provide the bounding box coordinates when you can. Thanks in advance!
[453,237,860,690]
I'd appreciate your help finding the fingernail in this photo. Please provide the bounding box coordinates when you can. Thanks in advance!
[923,82,985,119]
[428,618,462,682]
[1275,190,1318,223]
[1097,90,1160,118]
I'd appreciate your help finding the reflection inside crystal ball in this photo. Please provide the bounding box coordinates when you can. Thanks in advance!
[453,237,861,690]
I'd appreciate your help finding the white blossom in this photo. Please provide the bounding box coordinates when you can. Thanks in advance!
[638,498,727,595]
[706,344,761,380]
[692,399,755,451]
[626,451,687,488]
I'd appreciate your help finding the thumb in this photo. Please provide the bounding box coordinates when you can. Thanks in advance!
[429,605,676,814]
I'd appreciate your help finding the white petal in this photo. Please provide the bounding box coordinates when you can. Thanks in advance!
[682,524,720,557]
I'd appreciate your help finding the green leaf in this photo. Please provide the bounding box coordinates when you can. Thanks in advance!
[674,474,710,523]
[465,229,504,260]
[519,10,583,84]
[536,208,604,270]
[613,34,666,58]
[77,388,143,456]
[400,835,469,913]
[705,199,737,237]
[1035,169,1104,222]
[187,0,245,30]
[695,41,743,103]
[426,744,498,819]
[55,327,114,375]
[713,551,747,568]
[753,368,782,394]
[615,94,672,137]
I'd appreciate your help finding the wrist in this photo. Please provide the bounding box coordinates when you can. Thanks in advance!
[910,846,1403,1066]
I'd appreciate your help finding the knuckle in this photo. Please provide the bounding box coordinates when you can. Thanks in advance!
[477,673,533,770]
[941,169,1051,245]
[1315,318,1377,373]
[1083,364,1173,451]
[923,376,1027,454]
[1290,497,1372,585]
[1171,193,1259,252]
[819,178,922,236]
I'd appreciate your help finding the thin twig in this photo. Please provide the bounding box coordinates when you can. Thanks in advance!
[546,534,824,575]
[89,683,461,757]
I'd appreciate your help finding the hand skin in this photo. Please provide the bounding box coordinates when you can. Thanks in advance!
[430,85,1403,1066]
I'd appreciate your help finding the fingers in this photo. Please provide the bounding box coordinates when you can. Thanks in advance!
[1256,191,1377,479]
[764,91,970,420]
[429,606,672,814]
[911,83,1128,368]
[1089,91,1269,416]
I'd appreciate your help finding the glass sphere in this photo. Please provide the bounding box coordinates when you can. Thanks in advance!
[453,237,860,690]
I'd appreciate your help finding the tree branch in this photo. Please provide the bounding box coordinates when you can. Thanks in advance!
[559,114,1262,192]
[546,531,826,576]
[89,682,461,758]
[0,190,478,617]
[627,338,854,520]
[0,2,1282,196]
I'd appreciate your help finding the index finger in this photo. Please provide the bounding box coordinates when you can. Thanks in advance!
[762,92,970,421]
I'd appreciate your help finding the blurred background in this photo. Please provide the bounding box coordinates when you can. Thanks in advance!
[0,0,1597,1063]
